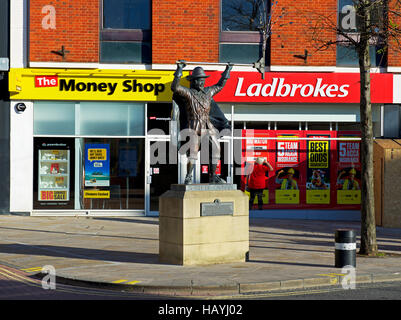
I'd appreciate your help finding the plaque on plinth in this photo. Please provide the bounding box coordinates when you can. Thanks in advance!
[159,184,249,266]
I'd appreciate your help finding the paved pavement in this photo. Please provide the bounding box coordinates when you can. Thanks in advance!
[0,215,400,297]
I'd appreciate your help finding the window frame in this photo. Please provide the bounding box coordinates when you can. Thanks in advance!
[219,0,270,64]
[220,0,269,43]
[336,0,387,67]
[100,0,151,43]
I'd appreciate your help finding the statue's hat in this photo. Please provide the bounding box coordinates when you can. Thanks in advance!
[186,67,210,80]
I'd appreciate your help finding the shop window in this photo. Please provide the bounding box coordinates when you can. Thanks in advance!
[34,102,75,135]
[101,0,151,64]
[147,103,172,135]
[220,0,270,64]
[34,102,145,137]
[337,122,360,131]
[307,123,331,131]
[79,102,145,136]
[276,122,301,131]
[80,138,145,210]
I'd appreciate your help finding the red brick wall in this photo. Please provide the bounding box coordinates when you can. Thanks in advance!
[388,0,401,67]
[29,0,99,63]
[152,0,220,64]
[270,0,337,66]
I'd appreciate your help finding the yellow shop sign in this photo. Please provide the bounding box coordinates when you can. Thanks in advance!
[9,68,189,102]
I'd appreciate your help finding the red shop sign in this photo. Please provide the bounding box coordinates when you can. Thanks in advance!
[207,72,393,104]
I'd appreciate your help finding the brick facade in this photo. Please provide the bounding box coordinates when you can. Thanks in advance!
[388,0,401,67]
[29,0,99,63]
[270,0,337,67]
[28,0,401,68]
[152,0,220,64]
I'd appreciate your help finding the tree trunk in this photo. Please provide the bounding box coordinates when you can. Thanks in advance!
[358,1,378,256]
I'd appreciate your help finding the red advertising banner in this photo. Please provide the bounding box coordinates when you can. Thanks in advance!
[206,72,393,104]
[336,131,362,205]
[240,129,361,210]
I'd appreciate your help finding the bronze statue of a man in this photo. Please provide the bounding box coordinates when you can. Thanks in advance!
[171,61,233,184]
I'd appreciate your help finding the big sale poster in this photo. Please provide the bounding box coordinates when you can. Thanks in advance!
[275,135,300,204]
[336,132,361,205]
[306,135,331,204]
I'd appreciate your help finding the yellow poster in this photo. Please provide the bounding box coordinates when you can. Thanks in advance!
[337,190,361,204]
[275,190,300,204]
[84,190,110,199]
[88,149,107,161]
[306,190,330,204]
[308,141,329,169]
[245,189,269,204]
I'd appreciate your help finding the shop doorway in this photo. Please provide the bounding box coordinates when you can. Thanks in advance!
[146,138,178,215]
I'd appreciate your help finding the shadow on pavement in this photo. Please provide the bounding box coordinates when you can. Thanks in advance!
[0,226,157,241]
[0,243,159,264]
[93,217,159,225]
[247,259,332,268]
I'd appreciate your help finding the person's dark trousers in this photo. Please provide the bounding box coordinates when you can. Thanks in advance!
[249,189,264,210]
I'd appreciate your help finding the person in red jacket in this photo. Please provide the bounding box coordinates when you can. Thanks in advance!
[247,157,273,210]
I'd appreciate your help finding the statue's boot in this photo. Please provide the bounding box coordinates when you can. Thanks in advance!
[209,164,226,184]
[184,161,195,185]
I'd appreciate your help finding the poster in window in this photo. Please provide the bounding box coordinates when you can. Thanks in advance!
[275,167,300,204]
[84,144,110,187]
[336,135,361,204]
[306,136,330,204]
[275,136,300,204]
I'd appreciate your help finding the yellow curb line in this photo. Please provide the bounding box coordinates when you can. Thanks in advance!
[112,279,128,284]
[21,267,43,272]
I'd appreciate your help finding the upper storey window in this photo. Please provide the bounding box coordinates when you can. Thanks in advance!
[101,0,151,64]
[337,0,386,67]
[103,0,151,30]
[222,0,268,31]
[220,0,270,65]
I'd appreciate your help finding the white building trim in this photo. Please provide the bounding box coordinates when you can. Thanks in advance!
[10,0,28,68]
[10,101,34,212]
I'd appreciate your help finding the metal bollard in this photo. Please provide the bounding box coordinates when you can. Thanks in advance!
[335,229,356,268]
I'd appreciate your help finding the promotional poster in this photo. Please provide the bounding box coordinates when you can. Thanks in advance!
[84,144,110,187]
[336,132,361,205]
[240,130,361,210]
[306,135,331,204]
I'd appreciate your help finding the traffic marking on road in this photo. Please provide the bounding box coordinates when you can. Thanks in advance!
[21,267,42,273]
[111,279,141,285]
[317,273,346,285]
[112,279,128,284]
[0,268,41,286]
[318,273,346,277]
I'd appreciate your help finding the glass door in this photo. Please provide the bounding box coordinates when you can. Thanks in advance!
[146,138,178,214]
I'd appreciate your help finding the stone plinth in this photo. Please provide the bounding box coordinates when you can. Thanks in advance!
[159,184,249,265]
